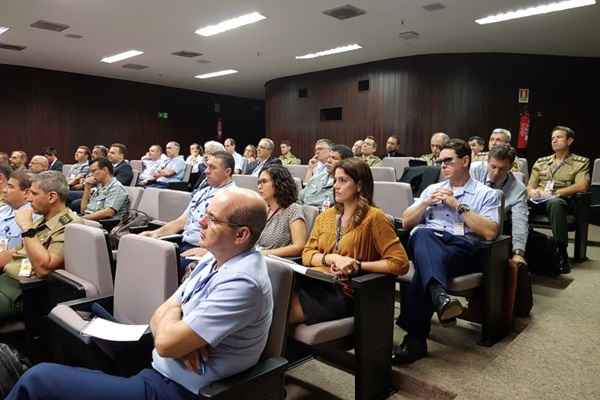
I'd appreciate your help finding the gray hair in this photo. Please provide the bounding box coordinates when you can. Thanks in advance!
[492,128,511,142]
[30,171,69,202]
[259,138,275,150]
[166,141,180,151]
[432,132,450,144]
[316,138,334,148]
[204,141,225,155]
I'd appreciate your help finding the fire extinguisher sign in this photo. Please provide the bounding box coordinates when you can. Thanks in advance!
[518,88,529,104]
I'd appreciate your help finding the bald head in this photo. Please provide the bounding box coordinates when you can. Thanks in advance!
[30,155,49,174]
[221,188,268,247]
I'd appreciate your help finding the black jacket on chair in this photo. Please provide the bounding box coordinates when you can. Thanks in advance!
[244,156,282,175]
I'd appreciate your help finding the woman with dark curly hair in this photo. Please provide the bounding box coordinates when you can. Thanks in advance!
[256,165,308,257]
[289,157,408,325]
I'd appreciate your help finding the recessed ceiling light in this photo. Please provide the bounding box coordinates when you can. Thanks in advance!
[195,12,266,36]
[195,69,238,79]
[296,44,362,60]
[101,50,144,64]
[475,0,596,24]
[0,26,10,36]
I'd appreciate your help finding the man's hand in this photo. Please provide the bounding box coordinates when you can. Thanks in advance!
[0,250,16,268]
[84,176,97,186]
[181,347,210,372]
[140,230,160,238]
[308,155,318,170]
[181,247,208,258]
[15,207,34,231]
[510,254,527,267]
[432,189,459,209]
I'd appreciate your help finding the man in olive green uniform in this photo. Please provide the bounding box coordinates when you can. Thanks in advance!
[420,132,449,166]
[361,136,383,167]
[279,140,301,165]
[528,126,590,273]
[0,171,80,320]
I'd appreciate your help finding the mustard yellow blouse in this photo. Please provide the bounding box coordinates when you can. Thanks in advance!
[302,206,408,276]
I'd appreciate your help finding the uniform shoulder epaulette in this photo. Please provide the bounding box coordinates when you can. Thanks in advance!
[59,214,74,226]
[536,155,553,163]
[571,154,589,162]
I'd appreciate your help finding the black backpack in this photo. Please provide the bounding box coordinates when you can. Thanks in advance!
[525,230,562,276]
[0,343,30,397]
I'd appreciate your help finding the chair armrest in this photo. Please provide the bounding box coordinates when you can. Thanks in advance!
[99,218,120,231]
[574,191,591,221]
[396,228,410,247]
[159,234,183,245]
[16,275,47,290]
[47,271,89,306]
[198,357,288,399]
[59,294,115,314]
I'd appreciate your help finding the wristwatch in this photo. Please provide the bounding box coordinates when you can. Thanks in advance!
[21,228,37,238]
[457,204,471,215]
[513,249,526,257]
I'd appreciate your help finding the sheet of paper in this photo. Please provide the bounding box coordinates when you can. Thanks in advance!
[530,195,556,205]
[81,317,148,342]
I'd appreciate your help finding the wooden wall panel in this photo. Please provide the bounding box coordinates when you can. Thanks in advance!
[0,64,264,162]
[266,53,600,165]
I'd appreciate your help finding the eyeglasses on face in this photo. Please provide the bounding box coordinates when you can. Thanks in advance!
[203,212,253,234]
[435,155,465,166]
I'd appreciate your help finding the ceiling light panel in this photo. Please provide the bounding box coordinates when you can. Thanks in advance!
[296,44,362,60]
[195,69,238,79]
[476,0,596,24]
[101,50,144,64]
[0,26,10,36]
[195,12,266,37]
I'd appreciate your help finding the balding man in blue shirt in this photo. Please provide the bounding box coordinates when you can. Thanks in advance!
[394,139,501,365]
[7,188,273,400]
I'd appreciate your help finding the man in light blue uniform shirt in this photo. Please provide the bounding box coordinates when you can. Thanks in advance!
[471,145,528,267]
[141,152,236,273]
[147,141,186,188]
[0,171,41,249]
[6,188,273,400]
[394,139,501,365]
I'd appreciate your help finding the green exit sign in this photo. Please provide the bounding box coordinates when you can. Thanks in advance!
[158,112,169,119]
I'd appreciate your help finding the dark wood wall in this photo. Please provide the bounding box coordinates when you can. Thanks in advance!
[266,53,600,165]
[0,64,265,161]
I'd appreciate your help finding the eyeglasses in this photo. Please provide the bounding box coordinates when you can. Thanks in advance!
[204,212,252,233]
[435,156,465,166]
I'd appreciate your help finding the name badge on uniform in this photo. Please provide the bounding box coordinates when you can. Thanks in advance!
[544,180,554,193]
[19,258,33,277]
[453,222,465,236]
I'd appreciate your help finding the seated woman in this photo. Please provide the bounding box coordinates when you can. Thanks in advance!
[257,165,307,257]
[243,145,258,174]
[289,157,409,325]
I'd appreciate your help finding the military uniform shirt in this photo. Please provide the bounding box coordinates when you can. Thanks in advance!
[363,155,383,167]
[419,153,438,166]
[4,207,80,277]
[529,153,590,193]
[280,153,301,166]
[84,177,129,218]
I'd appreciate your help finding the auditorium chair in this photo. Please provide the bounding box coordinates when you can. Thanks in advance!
[284,165,309,181]
[195,256,294,400]
[129,169,140,187]
[381,157,415,181]
[47,234,179,375]
[61,164,73,178]
[167,164,193,191]
[129,160,143,173]
[370,166,396,182]
[590,159,600,226]
[286,265,396,400]
[233,174,259,192]
[373,182,414,219]
[301,205,319,235]
[396,191,512,346]
[293,177,302,193]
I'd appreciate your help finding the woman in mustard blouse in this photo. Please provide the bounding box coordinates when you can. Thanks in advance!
[289,157,409,325]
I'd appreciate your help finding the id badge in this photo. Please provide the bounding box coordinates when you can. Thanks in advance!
[19,259,32,277]
[453,222,465,236]
[544,180,554,193]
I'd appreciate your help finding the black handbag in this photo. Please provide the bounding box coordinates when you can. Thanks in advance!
[0,343,30,397]
[108,209,152,249]
[525,230,562,276]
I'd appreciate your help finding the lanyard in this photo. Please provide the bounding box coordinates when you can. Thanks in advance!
[335,214,343,252]
[181,261,218,304]
[549,157,568,178]
[266,207,280,225]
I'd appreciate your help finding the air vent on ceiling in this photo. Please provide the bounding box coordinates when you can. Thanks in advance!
[64,33,83,39]
[196,59,211,64]
[30,20,70,32]
[322,4,366,20]
[298,88,308,98]
[0,43,26,51]
[398,31,419,40]
[122,63,149,70]
[423,3,446,12]
[172,50,202,58]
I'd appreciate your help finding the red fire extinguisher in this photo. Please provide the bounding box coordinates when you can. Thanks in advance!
[217,117,223,139]
[517,111,529,150]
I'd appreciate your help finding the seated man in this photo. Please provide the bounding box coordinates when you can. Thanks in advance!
[6,188,273,400]
[527,126,590,273]
[191,141,225,191]
[361,136,383,167]
[473,128,525,172]
[246,138,282,176]
[138,145,166,186]
[28,155,49,174]
[420,132,449,166]
[146,141,186,188]
[107,143,134,186]
[44,147,64,172]
[394,139,500,364]
[279,140,301,166]
[469,136,486,162]
[471,145,528,267]
[66,146,91,190]
[384,135,406,158]
[9,151,28,173]
[300,144,352,208]
[80,158,129,221]
[303,138,332,184]
[0,163,12,206]
[0,171,40,250]
[142,152,236,273]
[0,171,80,321]
[352,139,363,157]
[224,138,246,174]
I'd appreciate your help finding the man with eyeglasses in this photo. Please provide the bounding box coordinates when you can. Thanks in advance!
[6,188,273,400]
[141,152,236,273]
[246,138,281,176]
[394,139,501,365]
[420,132,449,166]
[527,126,590,274]
[303,139,333,184]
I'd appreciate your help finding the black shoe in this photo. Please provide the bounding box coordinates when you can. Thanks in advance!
[556,244,571,274]
[392,335,427,365]
[434,292,464,322]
